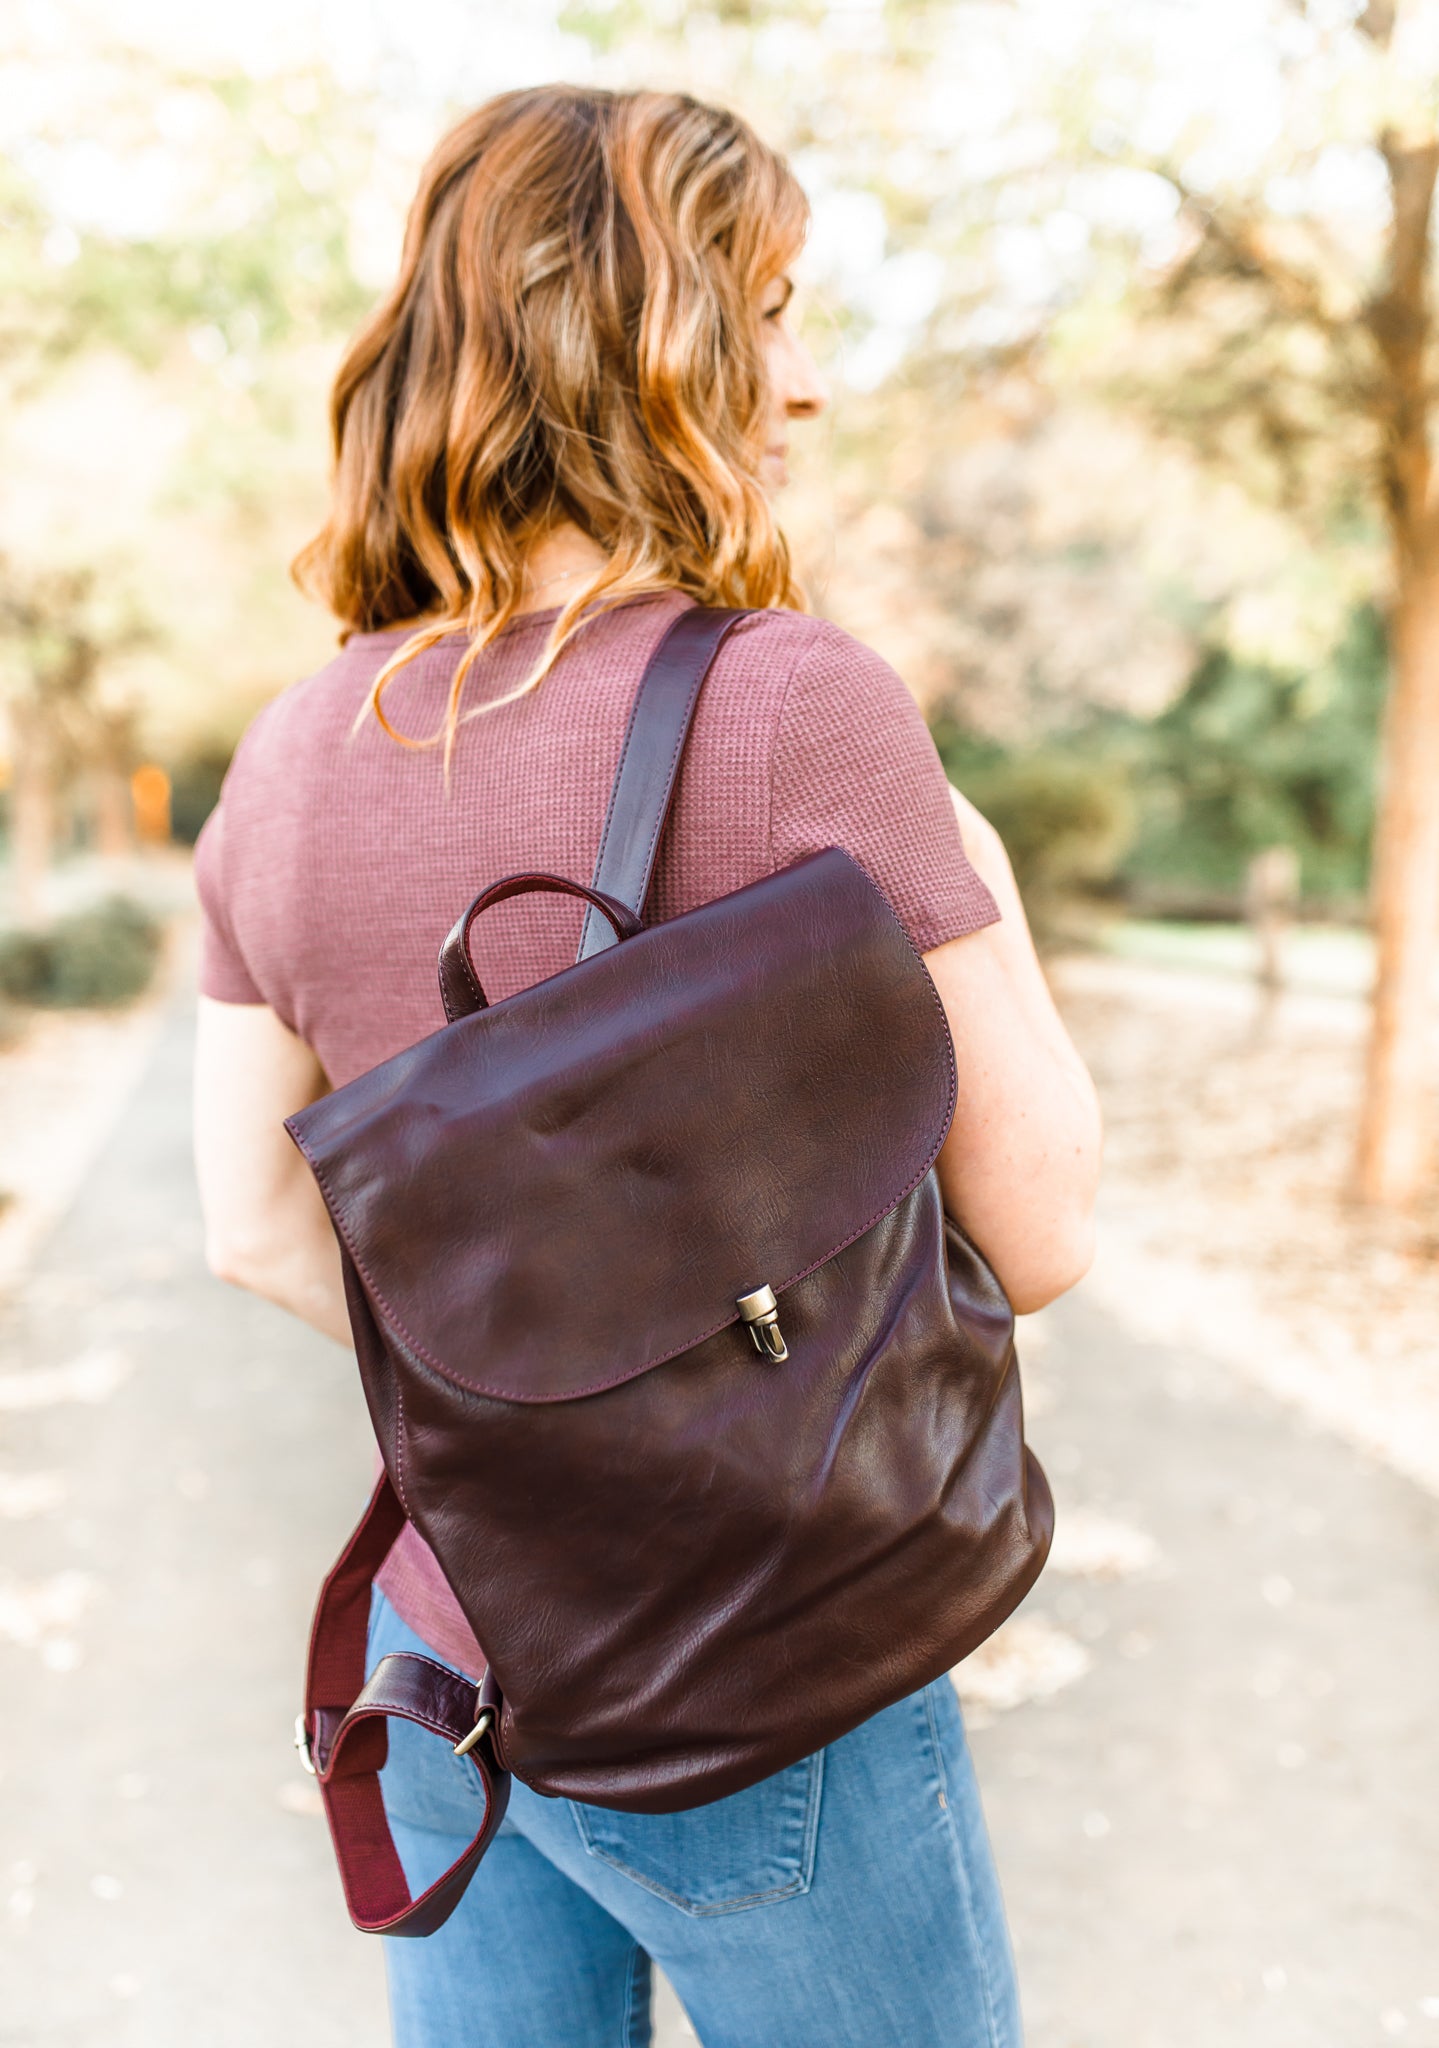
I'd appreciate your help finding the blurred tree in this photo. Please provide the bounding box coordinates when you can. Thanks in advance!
[0,62,372,394]
[0,43,382,835]
[1092,0,1439,1201]
[0,559,148,921]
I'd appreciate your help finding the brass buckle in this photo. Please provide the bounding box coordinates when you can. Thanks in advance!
[736,1284,788,1361]
[453,1707,494,1759]
[293,1711,317,1777]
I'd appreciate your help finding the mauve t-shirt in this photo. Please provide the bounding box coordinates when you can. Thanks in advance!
[195,591,1000,1676]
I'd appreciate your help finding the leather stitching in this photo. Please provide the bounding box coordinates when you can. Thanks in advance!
[455,911,485,1016]
[393,1381,411,1515]
[341,1702,479,1747]
[624,658,706,909]
[440,914,487,1024]
[583,608,744,957]
[578,604,682,955]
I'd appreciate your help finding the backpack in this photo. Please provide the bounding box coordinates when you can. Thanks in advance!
[288,607,1052,1935]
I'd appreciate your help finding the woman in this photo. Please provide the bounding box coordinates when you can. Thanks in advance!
[194,85,1100,2048]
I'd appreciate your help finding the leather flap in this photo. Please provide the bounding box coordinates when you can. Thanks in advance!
[287,850,956,1404]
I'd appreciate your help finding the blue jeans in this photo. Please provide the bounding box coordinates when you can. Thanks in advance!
[368,1590,1022,2048]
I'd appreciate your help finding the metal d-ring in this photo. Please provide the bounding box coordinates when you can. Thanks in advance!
[294,1711,317,1776]
[453,1707,495,1759]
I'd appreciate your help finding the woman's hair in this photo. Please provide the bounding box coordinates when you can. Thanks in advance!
[293,85,810,757]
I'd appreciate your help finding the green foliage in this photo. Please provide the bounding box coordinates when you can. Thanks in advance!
[0,896,163,1008]
[931,715,1135,911]
[0,67,373,391]
[0,51,383,767]
[1118,605,1383,900]
[168,744,235,845]
[931,605,1384,912]
[967,754,1134,902]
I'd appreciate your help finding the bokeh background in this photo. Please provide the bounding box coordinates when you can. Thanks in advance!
[2,3,1436,2045]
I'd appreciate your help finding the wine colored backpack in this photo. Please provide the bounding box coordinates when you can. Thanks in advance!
[288,606,1053,1936]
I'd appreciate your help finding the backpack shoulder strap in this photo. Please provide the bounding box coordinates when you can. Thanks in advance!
[576,605,752,961]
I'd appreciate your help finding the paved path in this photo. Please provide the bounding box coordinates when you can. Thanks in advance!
[2,989,1436,2046]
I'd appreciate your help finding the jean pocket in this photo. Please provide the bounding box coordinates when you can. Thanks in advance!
[570,1750,824,1916]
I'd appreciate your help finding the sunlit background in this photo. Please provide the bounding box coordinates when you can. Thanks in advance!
[2,3,1437,2044]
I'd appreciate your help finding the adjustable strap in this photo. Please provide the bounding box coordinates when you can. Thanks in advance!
[577,605,751,960]
[298,1474,509,1937]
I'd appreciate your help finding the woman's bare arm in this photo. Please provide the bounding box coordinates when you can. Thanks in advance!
[193,997,351,1346]
[921,789,1102,1314]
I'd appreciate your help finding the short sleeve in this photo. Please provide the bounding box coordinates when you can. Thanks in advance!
[193,800,265,1005]
[769,622,1000,954]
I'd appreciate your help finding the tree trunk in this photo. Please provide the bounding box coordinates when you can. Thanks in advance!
[91,711,134,862]
[8,699,54,927]
[93,774,130,859]
[1356,131,1439,1203]
[1357,555,1439,1199]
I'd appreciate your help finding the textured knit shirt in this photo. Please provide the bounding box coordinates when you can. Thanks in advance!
[195,591,1000,1676]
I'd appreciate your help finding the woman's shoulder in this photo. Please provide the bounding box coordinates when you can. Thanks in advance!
[710,605,998,959]
[717,607,909,711]
[726,606,874,661]
[227,633,399,773]
[715,608,922,746]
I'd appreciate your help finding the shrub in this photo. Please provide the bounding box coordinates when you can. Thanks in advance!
[962,753,1135,908]
[1116,609,1383,902]
[930,711,1135,918]
[168,744,234,845]
[0,896,163,1008]
[929,604,1384,918]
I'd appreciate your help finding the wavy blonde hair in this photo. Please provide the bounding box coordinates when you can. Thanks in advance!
[293,85,810,759]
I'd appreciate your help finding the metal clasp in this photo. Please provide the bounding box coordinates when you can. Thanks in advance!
[453,1707,495,1759]
[293,1711,317,1776]
[736,1284,788,1362]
